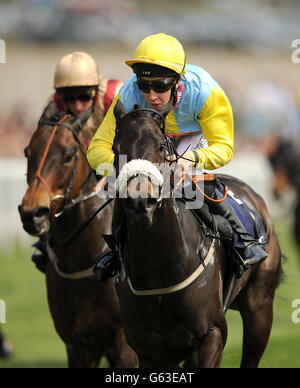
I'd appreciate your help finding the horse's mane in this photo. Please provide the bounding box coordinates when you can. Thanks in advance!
[38,101,94,142]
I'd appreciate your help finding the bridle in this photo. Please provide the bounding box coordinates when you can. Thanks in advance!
[31,114,93,219]
[116,106,186,164]
[114,108,220,297]
[114,106,195,201]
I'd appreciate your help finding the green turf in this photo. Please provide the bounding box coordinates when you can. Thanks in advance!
[0,245,66,368]
[222,220,300,368]
[0,220,299,368]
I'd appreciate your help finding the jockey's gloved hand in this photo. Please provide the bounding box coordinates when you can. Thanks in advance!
[168,151,195,179]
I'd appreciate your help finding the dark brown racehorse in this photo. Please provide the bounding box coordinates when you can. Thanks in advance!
[111,101,281,368]
[268,138,300,250]
[18,101,137,368]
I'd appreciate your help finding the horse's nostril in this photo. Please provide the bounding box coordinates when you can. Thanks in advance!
[146,198,157,207]
[124,197,157,214]
[34,207,50,220]
[19,206,50,223]
[18,205,51,236]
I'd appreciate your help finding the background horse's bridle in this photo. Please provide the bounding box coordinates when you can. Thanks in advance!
[32,114,93,218]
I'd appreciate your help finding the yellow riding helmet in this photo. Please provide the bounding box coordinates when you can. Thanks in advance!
[126,33,186,76]
[54,52,101,89]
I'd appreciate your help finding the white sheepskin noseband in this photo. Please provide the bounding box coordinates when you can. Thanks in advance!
[115,159,164,193]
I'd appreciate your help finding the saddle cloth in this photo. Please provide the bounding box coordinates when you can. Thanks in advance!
[225,189,267,247]
[180,175,267,248]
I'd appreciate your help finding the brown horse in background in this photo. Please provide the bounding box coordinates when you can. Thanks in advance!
[18,101,137,368]
[111,101,282,368]
[268,138,300,250]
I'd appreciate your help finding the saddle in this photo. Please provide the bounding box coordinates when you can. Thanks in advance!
[178,173,267,266]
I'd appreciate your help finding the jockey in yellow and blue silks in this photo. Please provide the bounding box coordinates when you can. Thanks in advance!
[88,33,267,280]
[87,35,233,173]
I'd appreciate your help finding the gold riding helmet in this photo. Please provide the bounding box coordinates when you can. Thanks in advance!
[54,51,100,90]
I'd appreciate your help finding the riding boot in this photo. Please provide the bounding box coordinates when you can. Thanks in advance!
[93,250,120,282]
[93,200,122,282]
[0,338,13,359]
[209,197,267,278]
[32,234,49,274]
[193,177,267,278]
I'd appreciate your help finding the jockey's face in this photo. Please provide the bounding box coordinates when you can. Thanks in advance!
[60,88,96,117]
[66,98,94,117]
[140,77,180,110]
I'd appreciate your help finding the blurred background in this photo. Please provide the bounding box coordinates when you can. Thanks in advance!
[0,0,300,368]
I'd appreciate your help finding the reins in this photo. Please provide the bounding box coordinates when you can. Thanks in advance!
[117,107,228,204]
[112,107,230,296]
[127,107,196,166]
[63,105,228,247]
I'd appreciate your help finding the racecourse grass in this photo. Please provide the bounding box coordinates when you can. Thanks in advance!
[0,220,299,368]
[222,219,300,368]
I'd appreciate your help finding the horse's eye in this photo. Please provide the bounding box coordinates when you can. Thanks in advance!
[159,144,166,153]
[63,149,76,164]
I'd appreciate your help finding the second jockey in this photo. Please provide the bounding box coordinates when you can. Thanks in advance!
[32,51,123,273]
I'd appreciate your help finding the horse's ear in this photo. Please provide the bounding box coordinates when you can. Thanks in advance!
[114,100,126,127]
[73,106,93,131]
[157,98,173,118]
[40,100,59,122]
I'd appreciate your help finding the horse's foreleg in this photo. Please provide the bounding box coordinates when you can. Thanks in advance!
[106,341,138,368]
[239,301,274,368]
[188,327,225,368]
[138,355,180,368]
[66,344,100,368]
[138,356,157,368]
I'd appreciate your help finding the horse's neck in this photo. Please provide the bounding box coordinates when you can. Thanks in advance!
[124,199,201,288]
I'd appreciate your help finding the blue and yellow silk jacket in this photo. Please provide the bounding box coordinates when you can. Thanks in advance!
[87,64,234,173]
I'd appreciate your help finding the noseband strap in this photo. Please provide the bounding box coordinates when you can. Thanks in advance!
[32,114,90,217]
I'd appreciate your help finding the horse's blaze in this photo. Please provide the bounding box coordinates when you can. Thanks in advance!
[22,180,51,211]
